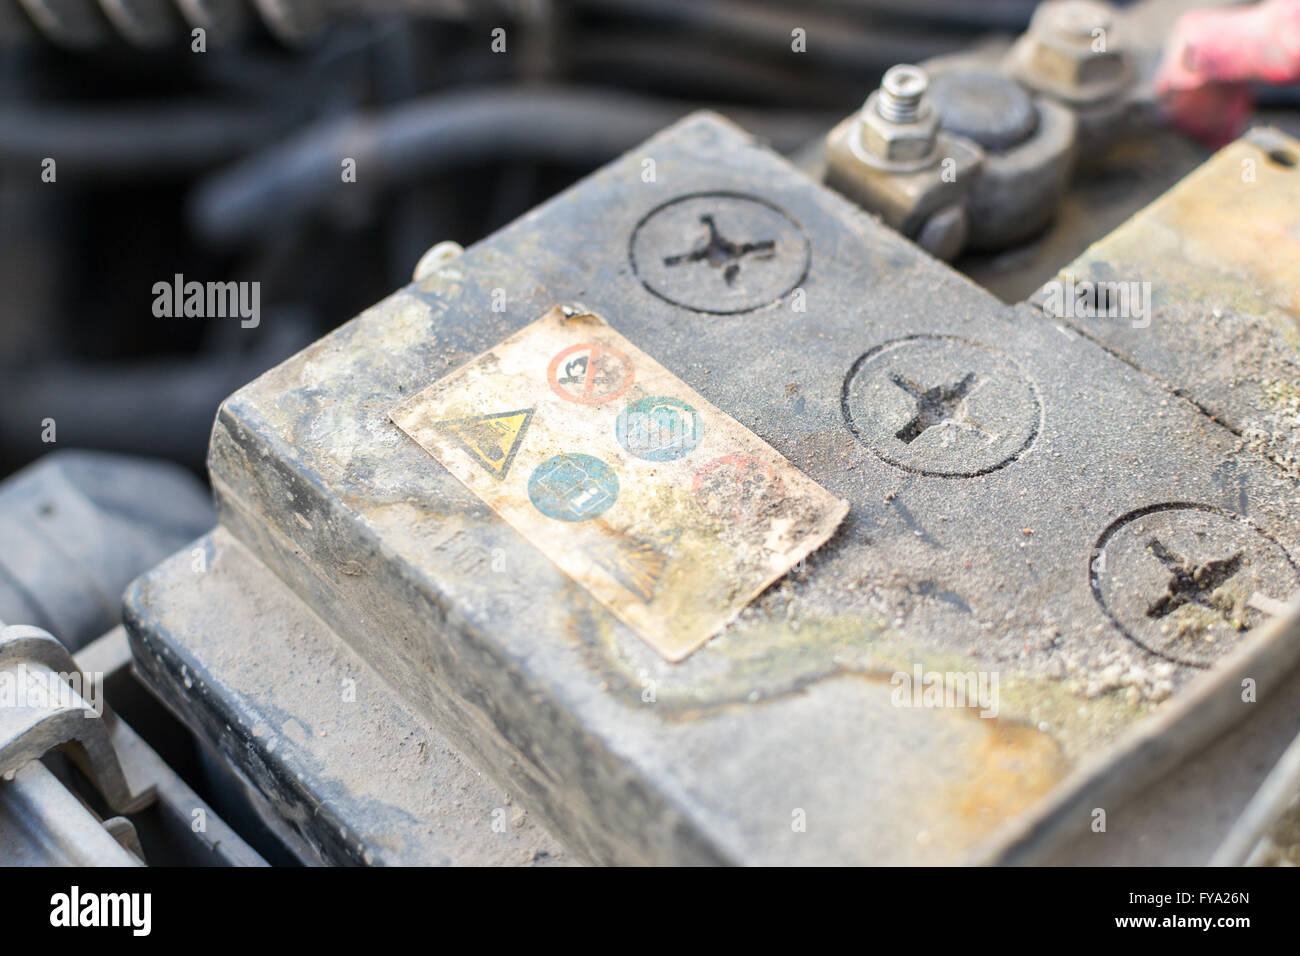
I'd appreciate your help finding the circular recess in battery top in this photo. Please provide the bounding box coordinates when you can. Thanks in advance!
[528,454,620,522]
[841,334,1041,478]
[1091,503,1300,668]
[616,396,703,462]
[629,191,810,315]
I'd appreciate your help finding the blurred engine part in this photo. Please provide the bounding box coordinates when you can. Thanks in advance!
[0,623,153,815]
[0,451,213,651]
[188,87,836,245]
[1,759,144,865]
[0,620,265,865]
[0,453,280,865]
[1211,717,1300,865]
[0,0,522,48]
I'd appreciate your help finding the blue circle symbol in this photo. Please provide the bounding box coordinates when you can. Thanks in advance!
[615,396,703,462]
[527,454,620,522]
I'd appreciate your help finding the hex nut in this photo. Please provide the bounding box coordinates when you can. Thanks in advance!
[1008,0,1130,104]
[858,89,940,168]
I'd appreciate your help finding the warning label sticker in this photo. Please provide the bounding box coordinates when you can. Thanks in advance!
[389,307,849,661]
[437,409,534,479]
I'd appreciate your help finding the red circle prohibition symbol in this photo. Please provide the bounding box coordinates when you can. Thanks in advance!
[547,341,635,405]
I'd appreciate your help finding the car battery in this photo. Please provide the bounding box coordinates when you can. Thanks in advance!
[124,114,1300,865]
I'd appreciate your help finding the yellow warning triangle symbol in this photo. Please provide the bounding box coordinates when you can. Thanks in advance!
[437,408,534,479]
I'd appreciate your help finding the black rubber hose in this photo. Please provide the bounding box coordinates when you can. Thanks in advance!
[0,101,294,178]
[189,86,836,244]
[0,319,313,470]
